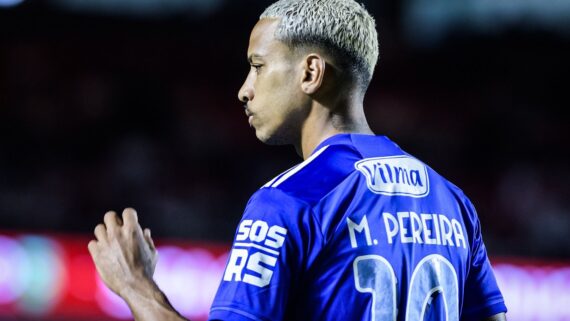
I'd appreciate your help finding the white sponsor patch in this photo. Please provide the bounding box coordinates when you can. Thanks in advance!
[355,156,430,197]
[223,219,288,288]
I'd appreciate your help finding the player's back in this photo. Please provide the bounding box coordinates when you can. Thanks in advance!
[210,133,506,321]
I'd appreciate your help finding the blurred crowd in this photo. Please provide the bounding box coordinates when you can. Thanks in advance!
[0,1,568,258]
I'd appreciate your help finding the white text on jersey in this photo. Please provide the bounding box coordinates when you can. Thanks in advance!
[223,219,288,287]
[347,213,467,249]
[355,156,430,197]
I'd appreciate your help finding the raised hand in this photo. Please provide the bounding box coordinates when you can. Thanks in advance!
[88,208,158,297]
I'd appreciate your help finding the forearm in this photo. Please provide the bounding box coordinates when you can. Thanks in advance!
[121,277,190,321]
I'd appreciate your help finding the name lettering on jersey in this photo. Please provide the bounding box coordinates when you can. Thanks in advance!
[223,219,288,287]
[355,156,429,197]
[347,216,374,248]
[383,212,467,248]
[346,213,467,249]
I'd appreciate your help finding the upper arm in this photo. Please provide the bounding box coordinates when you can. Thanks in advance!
[208,188,321,321]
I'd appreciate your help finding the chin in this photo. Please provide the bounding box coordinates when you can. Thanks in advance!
[255,129,290,146]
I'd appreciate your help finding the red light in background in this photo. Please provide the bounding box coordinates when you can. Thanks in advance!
[68,255,98,302]
[0,232,569,320]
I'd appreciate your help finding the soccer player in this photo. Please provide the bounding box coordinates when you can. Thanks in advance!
[88,0,508,320]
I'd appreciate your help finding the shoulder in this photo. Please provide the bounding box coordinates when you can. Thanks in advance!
[432,170,478,214]
[260,143,363,205]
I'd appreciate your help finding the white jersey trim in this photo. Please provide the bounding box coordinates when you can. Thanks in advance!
[270,145,330,188]
[262,165,298,188]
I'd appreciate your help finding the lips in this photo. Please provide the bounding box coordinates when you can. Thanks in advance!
[245,109,254,127]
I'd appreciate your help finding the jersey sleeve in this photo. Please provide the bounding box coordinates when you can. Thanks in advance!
[208,188,322,321]
[461,200,507,320]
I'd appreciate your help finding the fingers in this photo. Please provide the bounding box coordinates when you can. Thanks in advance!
[144,228,156,251]
[94,223,107,242]
[122,208,138,228]
[93,208,144,243]
[103,211,122,233]
[87,239,98,256]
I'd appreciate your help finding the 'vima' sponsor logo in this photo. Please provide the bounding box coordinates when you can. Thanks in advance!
[223,219,287,287]
[355,156,429,197]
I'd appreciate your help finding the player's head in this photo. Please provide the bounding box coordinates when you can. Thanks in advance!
[261,0,379,86]
[239,0,379,145]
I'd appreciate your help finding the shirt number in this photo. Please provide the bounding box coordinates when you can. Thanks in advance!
[353,254,459,321]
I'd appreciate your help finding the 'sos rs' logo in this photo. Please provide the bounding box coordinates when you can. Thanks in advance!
[223,219,288,287]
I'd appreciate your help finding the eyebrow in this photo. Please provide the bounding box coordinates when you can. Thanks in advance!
[248,54,265,63]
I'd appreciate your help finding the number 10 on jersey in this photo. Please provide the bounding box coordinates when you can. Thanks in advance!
[353,254,459,321]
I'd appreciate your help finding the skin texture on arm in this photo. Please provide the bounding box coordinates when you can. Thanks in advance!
[484,312,507,321]
[88,208,190,321]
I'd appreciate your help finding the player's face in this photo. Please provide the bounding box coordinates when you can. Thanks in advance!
[238,19,309,145]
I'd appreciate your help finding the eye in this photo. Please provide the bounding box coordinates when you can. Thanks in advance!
[251,64,263,74]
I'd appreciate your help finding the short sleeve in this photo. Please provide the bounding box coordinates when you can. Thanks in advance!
[208,188,322,321]
[461,201,507,320]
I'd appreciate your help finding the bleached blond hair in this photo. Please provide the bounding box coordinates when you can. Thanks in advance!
[261,0,379,88]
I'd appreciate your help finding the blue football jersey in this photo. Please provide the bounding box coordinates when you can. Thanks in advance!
[209,134,507,321]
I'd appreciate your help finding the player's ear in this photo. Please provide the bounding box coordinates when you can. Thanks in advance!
[300,53,325,95]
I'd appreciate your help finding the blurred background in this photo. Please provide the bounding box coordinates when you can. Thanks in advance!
[0,0,569,320]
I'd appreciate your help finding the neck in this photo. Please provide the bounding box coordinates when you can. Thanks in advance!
[295,99,373,159]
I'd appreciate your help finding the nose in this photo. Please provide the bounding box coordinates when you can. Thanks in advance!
[238,76,254,103]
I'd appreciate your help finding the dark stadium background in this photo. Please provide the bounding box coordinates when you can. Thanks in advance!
[0,0,569,320]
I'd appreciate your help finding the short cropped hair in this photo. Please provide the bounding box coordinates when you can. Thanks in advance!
[261,0,379,89]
